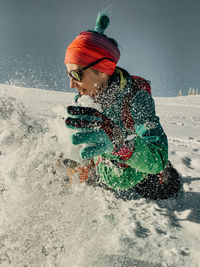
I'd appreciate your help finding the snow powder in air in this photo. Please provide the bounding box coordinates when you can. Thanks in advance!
[0,84,200,266]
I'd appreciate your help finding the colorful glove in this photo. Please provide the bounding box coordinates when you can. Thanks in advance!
[65,106,125,159]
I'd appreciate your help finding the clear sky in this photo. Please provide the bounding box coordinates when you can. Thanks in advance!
[0,0,200,96]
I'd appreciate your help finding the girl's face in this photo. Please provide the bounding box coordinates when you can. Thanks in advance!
[66,63,109,98]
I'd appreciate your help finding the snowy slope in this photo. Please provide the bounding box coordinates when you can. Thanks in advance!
[0,84,200,267]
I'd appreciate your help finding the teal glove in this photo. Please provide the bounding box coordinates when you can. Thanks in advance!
[65,106,124,159]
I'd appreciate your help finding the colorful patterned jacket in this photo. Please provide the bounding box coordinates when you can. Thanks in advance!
[77,67,168,190]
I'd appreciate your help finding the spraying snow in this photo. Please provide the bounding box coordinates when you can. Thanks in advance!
[0,84,200,266]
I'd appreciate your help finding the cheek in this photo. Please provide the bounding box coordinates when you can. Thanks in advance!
[88,76,101,88]
[82,79,96,90]
[81,72,100,91]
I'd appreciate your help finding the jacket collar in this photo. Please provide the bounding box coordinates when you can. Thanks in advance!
[94,67,132,109]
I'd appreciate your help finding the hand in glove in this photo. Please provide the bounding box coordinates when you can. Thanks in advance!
[65,106,125,159]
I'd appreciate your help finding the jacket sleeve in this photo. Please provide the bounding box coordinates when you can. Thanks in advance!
[124,90,168,174]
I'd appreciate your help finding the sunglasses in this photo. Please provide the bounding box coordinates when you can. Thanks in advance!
[66,57,114,82]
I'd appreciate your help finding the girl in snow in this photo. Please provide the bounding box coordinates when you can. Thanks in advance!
[63,13,180,200]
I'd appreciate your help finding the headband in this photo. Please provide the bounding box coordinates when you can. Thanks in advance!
[65,31,120,76]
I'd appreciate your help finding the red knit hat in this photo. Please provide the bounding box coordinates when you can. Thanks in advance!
[64,14,120,76]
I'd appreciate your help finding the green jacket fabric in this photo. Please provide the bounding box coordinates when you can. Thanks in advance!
[78,67,168,191]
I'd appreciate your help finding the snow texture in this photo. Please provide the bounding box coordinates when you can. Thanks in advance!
[0,84,200,266]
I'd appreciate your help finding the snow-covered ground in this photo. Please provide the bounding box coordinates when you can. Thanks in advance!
[0,84,200,267]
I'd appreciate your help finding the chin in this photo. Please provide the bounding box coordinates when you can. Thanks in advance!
[79,91,87,96]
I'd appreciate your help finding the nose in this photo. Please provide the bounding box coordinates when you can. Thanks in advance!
[69,77,78,89]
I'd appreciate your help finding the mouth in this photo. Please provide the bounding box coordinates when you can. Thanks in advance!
[79,89,87,96]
